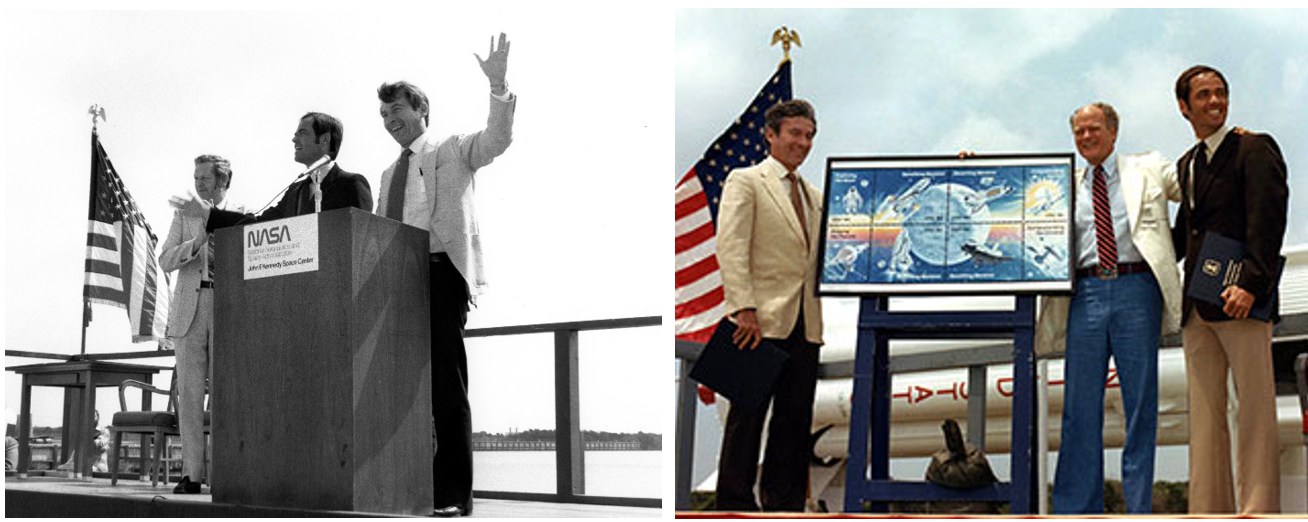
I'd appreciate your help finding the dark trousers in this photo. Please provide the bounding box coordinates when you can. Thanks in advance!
[430,256,473,510]
[714,310,820,512]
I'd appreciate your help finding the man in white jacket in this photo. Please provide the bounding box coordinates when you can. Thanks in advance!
[159,155,244,494]
[1036,102,1181,514]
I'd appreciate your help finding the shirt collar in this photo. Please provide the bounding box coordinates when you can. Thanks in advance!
[310,160,336,185]
[761,155,798,179]
[1084,152,1117,185]
[1200,124,1230,158]
[406,129,437,155]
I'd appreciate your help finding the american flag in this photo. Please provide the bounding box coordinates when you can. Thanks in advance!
[675,61,792,342]
[83,131,170,342]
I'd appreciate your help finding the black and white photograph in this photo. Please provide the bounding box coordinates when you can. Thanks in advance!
[4,5,667,517]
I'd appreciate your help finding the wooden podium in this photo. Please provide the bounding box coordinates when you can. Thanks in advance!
[212,208,433,515]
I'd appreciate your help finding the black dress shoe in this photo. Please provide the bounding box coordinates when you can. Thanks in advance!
[173,476,201,494]
[431,505,466,517]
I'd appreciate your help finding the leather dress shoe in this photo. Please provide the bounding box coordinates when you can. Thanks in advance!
[431,504,468,517]
[173,475,201,494]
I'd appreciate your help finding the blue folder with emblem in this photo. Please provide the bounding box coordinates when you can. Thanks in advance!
[688,319,790,411]
[1186,231,1284,321]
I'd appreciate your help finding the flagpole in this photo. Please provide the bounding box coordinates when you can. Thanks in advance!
[771,26,800,66]
[83,105,105,355]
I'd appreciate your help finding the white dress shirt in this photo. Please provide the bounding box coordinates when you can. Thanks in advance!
[1074,152,1144,269]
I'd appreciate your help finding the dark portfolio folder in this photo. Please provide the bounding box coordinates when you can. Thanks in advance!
[688,319,790,411]
[1186,231,1285,321]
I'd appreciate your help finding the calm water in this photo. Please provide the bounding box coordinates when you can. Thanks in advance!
[472,450,660,498]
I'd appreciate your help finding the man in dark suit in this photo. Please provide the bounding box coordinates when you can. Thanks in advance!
[1171,65,1287,514]
[173,112,373,227]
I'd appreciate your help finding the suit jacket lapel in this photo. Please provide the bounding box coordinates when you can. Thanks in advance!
[293,178,311,216]
[1192,132,1235,210]
[759,159,807,245]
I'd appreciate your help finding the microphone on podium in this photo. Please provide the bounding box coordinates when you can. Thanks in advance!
[301,154,330,213]
[245,155,335,220]
[298,154,332,180]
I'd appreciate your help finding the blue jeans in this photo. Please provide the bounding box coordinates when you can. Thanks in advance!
[1053,271,1161,514]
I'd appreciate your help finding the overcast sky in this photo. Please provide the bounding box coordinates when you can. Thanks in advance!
[3,6,669,437]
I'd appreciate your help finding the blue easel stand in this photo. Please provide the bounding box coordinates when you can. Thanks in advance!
[842,295,1038,513]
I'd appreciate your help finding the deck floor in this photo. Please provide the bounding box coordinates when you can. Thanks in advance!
[5,475,661,518]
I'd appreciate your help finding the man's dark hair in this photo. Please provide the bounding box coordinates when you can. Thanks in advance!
[300,112,344,160]
[377,81,430,126]
[764,99,817,135]
[1175,65,1228,103]
[193,154,232,189]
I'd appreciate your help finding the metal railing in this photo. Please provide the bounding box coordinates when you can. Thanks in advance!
[465,315,662,509]
[6,315,662,509]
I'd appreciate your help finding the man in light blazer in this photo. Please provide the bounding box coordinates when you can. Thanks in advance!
[375,33,514,518]
[1036,102,1181,514]
[159,155,245,494]
[714,99,823,512]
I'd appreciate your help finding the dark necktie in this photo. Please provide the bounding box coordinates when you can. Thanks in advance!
[785,173,809,248]
[386,149,413,221]
[1091,165,1117,275]
[1189,142,1208,208]
[206,239,215,283]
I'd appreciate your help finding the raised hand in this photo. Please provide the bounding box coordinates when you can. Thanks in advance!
[168,191,212,220]
[474,32,510,95]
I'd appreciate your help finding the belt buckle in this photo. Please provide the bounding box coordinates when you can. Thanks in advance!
[1099,265,1117,280]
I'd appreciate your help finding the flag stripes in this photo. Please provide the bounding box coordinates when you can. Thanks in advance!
[83,131,170,342]
[674,61,792,343]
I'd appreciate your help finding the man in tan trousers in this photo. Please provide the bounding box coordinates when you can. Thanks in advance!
[1171,64,1287,514]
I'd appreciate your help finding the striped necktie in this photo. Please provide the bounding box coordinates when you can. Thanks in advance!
[206,239,215,283]
[1091,165,1117,276]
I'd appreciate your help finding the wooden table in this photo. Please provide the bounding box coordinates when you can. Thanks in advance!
[8,361,166,479]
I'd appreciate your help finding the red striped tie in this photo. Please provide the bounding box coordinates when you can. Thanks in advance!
[1091,165,1117,276]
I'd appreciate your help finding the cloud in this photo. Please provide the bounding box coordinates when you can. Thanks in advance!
[1083,49,1194,157]
[926,10,1116,89]
[931,114,1034,154]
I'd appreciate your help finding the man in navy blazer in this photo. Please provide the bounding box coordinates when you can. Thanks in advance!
[1170,64,1287,514]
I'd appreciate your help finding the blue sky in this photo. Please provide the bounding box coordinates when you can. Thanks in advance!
[677,9,1307,247]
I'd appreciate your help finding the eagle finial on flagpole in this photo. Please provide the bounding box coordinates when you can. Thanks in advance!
[771,26,801,65]
[88,104,107,131]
